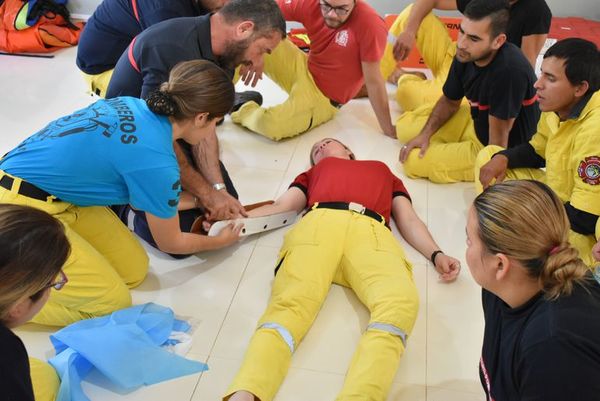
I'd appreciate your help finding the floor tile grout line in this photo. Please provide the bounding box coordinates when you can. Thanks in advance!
[188,240,260,401]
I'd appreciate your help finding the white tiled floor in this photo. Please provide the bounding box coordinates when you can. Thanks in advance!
[3,47,485,401]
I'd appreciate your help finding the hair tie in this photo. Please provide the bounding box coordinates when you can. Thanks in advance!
[548,245,562,256]
[145,89,179,116]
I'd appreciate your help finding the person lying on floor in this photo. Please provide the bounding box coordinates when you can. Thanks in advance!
[223,137,461,401]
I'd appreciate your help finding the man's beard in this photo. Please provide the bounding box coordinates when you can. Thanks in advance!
[217,38,251,70]
[456,48,493,64]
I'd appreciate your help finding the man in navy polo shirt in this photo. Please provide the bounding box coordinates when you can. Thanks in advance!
[77,0,228,97]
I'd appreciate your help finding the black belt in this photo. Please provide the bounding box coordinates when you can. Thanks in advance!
[309,202,386,225]
[329,99,343,109]
[0,175,59,202]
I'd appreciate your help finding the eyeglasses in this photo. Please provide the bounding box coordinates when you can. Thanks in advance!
[30,270,68,302]
[42,270,68,292]
[319,0,352,16]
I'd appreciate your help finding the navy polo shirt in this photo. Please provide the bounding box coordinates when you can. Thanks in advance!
[77,0,207,75]
[106,14,230,100]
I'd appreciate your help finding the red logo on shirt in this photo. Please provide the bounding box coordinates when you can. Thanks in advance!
[335,30,349,47]
[578,156,600,185]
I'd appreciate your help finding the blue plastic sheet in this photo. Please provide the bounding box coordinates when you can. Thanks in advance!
[49,303,208,401]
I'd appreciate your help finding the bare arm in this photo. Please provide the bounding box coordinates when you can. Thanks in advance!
[181,131,247,220]
[488,115,515,148]
[399,95,461,162]
[146,212,241,254]
[392,196,460,282]
[394,0,458,61]
[362,61,395,138]
[521,34,547,69]
[247,187,307,217]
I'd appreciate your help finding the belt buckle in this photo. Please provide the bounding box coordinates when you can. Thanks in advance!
[348,202,366,215]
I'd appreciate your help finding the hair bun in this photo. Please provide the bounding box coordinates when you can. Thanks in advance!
[145,90,179,116]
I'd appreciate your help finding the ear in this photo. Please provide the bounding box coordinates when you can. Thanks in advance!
[494,253,511,281]
[492,33,507,50]
[235,21,255,40]
[194,112,210,127]
[3,298,29,328]
[574,81,590,98]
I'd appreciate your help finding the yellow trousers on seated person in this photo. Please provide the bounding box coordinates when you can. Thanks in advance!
[0,172,149,327]
[224,209,419,401]
[474,146,596,266]
[231,39,339,141]
[81,69,114,98]
[30,357,60,401]
[399,103,480,183]
[381,4,457,112]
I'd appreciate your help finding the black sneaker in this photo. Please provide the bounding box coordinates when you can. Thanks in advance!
[231,90,263,113]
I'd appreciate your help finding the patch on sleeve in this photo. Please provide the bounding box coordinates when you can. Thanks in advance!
[578,156,600,185]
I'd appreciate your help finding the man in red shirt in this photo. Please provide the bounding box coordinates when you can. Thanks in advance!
[231,0,396,140]
[224,138,460,401]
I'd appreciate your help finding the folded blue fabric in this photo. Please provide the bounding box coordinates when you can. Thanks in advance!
[49,303,207,401]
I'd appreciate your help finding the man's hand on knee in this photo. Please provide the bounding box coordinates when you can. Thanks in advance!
[479,154,508,190]
[399,133,430,163]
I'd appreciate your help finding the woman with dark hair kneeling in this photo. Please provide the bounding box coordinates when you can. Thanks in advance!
[0,60,240,327]
[0,204,70,401]
[467,180,600,400]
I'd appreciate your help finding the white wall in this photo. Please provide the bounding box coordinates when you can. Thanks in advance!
[69,0,600,21]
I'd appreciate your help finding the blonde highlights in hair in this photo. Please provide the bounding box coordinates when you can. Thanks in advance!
[473,180,590,300]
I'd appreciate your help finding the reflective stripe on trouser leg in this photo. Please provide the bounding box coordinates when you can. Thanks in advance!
[336,216,419,401]
[258,322,295,352]
[231,39,337,141]
[473,144,546,194]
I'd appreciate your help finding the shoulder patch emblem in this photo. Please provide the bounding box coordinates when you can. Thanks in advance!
[578,156,600,185]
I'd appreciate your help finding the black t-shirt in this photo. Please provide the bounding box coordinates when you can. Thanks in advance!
[457,0,552,47]
[0,323,35,401]
[106,14,232,100]
[77,0,208,74]
[443,42,539,147]
[480,277,600,401]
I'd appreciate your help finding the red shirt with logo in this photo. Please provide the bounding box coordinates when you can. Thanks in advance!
[290,157,411,224]
[277,0,387,104]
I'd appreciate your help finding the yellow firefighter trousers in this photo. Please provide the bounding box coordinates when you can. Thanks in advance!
[224,209,419,401]
[0,171,148,327]
[381,4,456,112]
[231,39,339,141]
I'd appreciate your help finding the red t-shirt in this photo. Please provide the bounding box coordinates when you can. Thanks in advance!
[290,157,411,224]
[277,0,387,104]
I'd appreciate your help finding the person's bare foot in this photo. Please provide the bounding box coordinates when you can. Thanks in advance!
[228,390,256,401]
[386,68,427,85]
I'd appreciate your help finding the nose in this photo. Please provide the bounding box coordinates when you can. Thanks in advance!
[325,8,337,17]
[533,76,542,90]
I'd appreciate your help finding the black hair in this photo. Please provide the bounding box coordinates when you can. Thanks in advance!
[463,0,510,39]
[219,0,286,39]
[544,38,600,94]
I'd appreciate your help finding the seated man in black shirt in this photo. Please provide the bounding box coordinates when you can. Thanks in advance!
[467,180,600,401]
[397,0,539,184]
[380,0,551,112]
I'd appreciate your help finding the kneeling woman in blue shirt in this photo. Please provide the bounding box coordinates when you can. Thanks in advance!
[0,60,241,327]
[466,180,600,401]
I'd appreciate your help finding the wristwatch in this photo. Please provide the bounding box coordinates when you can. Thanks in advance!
[213,183,226,191]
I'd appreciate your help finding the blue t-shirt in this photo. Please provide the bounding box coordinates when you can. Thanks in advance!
[0,97,180,219]
[76,0,207,74]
